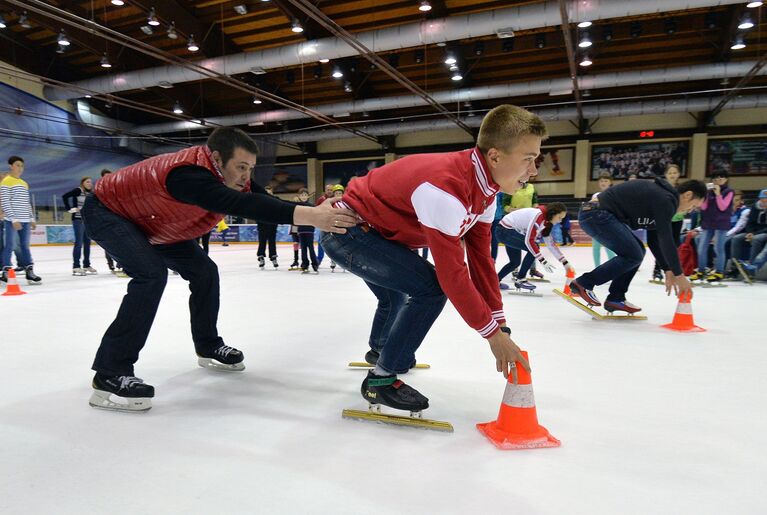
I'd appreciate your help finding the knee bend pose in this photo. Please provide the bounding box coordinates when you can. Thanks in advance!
[82,127,356,412]
[321,105,542,413]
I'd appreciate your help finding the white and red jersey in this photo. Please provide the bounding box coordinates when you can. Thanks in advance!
[341,148,504,338]
[499,206,567,264]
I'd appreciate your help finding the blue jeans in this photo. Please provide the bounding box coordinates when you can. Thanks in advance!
[72,218,91,268]
[577,207,645,303]
[82,195,225,376]
[317,240,325,264]
[320,226,447,374]
[495,226,535,280]
[2,221,33,268]
[490,219,502,260]
[697,229,728,272]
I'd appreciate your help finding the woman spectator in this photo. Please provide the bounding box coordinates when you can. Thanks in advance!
[63,176,96,276]
[691,170,733,283]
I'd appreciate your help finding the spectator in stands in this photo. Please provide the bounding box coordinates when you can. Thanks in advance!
[724,190,750,277]
[1,156,41,284]
[732,189,767,277]
[296,188,319,273]
[690,171,733,283]
[63,176,96,276]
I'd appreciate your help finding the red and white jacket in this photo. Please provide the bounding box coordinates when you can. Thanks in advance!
[499,206,567,265]
[341,148,505,338]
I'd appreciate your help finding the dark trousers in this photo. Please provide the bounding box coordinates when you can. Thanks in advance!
[82,195,224,376]
[577,206,646,303]
[299,232,318,269]
[197,231,211,254]
[72,218,91,268]
[495,226,535,280]
[490,219,502,260]
[321,226,447,374]
[257,223,277,259]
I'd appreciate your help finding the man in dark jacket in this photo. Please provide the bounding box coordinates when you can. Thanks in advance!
[732,189,767,275]
[569,178,707,313]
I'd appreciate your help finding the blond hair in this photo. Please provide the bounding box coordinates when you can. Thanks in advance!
[477,105,548,154]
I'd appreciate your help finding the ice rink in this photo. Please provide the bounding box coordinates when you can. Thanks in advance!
[1,243,764,515]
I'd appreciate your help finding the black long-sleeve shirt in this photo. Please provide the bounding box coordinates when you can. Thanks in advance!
[744,203,767,235]
[597,178,683,275]
[166,166,296,224]
[62,187,87,220]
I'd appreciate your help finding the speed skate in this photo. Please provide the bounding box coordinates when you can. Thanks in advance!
[553,289,647,321]
[342,405,453,432]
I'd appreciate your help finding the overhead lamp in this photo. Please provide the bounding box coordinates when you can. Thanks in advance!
[664,18,677,35]
[332,67,343,78]
[172,101,184,114]
[291,19,303,33]
[187,35,199,52]
[579,54,593,67]
[140,25,153,35]
[57,29,71,46]
[578,32,592,48]
[474,41,485,56]
[167,22,177,39]
[252,95,262,104]
[536,34,546,49]
[147,8,160,27]
[414,49,424,63]
[747,1,763,7]
[630,21,642,38]
[449,64,459,71]
[234,4,248,15]
[731,35,746,50]
[100,54,112,68]
[319,58,329,63]
[84,94,92,98]
[451,71,463,81]
[56,44,66,54]
[577,21,592,28]
[738,13,754,30]
[419,1,432,12]
[0,15,6,29]
[343,81,353,93]
[111,0,125,5]
[443,52,457,65]
[19,12,31,29]
[705,12,718,29]
[602,25,613,41]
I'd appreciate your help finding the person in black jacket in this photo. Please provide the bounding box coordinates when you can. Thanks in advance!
[296,188,319,273]
[256,185,279,269]
[731,189,767,275]
[569,179,707,313]
[62,176,96,275]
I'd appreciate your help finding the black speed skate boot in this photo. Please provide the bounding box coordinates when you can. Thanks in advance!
[271,256,279,268]
[25,265,42,285]
[0,266,9,283]
[258,256,265,269]
[89,373,155,412]
[197,343,245,371]
[361,371,429,412]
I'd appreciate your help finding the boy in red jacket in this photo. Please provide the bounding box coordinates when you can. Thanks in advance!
[321,105,545,413]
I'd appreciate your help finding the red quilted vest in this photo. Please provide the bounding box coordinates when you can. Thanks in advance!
[95,146,226,245]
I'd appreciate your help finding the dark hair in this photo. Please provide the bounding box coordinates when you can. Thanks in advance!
[100,169,112,177]
[207,127,259,165]
[542,202,567,237]
[8,156,23,165]
[711,170,729,179]
[677,180,708,199]
[298,188,309,195]
[598,172,613,181]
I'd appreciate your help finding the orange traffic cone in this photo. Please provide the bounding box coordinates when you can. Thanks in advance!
[563,268,575,295]
[2,269,27,296]
[661,292,705,332]
[476,351,560,450]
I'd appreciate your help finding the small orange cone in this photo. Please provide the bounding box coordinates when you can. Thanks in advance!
[2,269,27,296]
[563,268,575,295]
[477,351,560,450]
[661,292,705,332]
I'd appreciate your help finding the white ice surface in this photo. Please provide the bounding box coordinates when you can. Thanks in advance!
[0,244,765,515]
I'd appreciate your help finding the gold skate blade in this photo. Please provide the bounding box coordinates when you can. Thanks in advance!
[347,362,430,369]
[342,409,453,432]
[732,260,754,285]
[527,277,550,283]
[506,289,543,297]
[553,289,647,321]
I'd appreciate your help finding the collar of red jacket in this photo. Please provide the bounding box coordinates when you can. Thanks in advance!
[471,147,499,197]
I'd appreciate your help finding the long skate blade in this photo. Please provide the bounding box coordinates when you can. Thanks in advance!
[732,260,754,285]
[552,288,604,320]
[347,362,431,369]
[197,357,245,371]
[603,313,648,321]
[89,390,152,412]
[527,278,550,283]
[342,408,453,432]
[506,290,543,297]
[699,283,728,288]
[648,279,665,285]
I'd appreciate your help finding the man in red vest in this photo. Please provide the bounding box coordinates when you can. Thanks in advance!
[82,127,356,412]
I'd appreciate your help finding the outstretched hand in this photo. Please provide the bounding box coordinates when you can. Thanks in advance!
[487,328,530,383]
[294,197,359,233]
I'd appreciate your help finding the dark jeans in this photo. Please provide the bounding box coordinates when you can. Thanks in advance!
[197,231,211,254]
[2,220,33,268]
[495,226,535,280]
[257,223,277,259]
[82,195,224,376]
[490,219,502,260]
[577,207,645,303]
[72,218,91,268]
[321,226,447,374]
[299,232,318,269]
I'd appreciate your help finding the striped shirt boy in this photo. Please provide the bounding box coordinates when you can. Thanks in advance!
[0,175,35,223]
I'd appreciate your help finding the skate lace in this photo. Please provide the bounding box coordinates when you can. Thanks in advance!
[214,345,236,358]
[118,376,144,389]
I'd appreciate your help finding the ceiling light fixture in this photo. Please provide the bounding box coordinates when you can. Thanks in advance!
[419,1,432,12]
[0,15,6,29]
[291,19,303,33]
[444,52,457,65]
[147,7,160,27]
[577,21,592,28]
[172,101,183,114]
[187,35,199,52]
[167,22,177,39]
[332,67,343,78]
[536,34,546,49]
[578,32,592,48]
[738,13,754,30]
[319,58,329,63]
[19,12,31,29]
[57,29,70,46]
[731,35,746,50]
[252,95,262,104]
[343,81,353,93]
[579,54,593,67]
[451,71,463,81]
[100,54,112,68]
[111,0,125,5]
[746,1,762,8]
[234,4,248,15]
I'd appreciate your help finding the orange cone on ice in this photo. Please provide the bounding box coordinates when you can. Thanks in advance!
[2,269,27,296]
[563,268,575,295]
[661,292,705,332]
[476,351,560,450]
